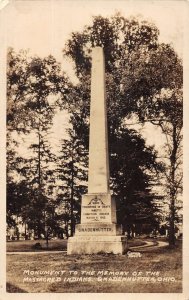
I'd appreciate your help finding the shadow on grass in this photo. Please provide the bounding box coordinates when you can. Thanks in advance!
[6,239,67,252]
[7,282,28,293]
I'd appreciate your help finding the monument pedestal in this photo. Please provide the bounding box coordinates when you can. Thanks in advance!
[67,234,127,255]
[67,193,128,255]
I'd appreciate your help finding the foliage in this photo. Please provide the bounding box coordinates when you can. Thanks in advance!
[7,13,183,243]
[6,49,68,236]
[109,126,164,234]
[64,14,159,77]
[56,127,88,236]
[138,87,183,244]
[7,48,69,133]
[62,13,183,243]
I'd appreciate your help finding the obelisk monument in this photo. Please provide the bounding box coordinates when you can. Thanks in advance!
[88,46,110,195]
[67,47,127,254]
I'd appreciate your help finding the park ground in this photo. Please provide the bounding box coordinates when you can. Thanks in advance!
[6,238,182,293]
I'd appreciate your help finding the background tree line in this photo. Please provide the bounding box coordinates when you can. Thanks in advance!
[7,13,182,246]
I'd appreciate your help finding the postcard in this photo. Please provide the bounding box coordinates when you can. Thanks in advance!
[0,0,189,299]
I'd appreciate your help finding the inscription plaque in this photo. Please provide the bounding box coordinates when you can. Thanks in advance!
[81,193,116,224]
[75,223,122,236]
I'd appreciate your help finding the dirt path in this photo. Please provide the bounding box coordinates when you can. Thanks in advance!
[129,240,155,249]
[130,240,169,252]
[6,240,169,255]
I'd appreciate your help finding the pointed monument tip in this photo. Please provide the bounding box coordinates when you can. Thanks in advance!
[91,47,104,60]
[92,47,104,54]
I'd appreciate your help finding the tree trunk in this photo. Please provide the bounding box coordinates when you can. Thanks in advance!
[168,124,177,247]
[37,127,43,240]
[25,222,27,240]
[70,160,75,236]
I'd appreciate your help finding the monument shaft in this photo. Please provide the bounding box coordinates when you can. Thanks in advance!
[88,47,110,194]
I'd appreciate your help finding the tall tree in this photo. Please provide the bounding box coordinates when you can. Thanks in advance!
[109,125,164,236]
[61,14,183,245]
[6,49,69,237]
[56,126,88,237]
[137,87,183,245]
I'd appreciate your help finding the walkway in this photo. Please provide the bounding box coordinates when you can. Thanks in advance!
[7,240,169,255]
[129,239,168,252]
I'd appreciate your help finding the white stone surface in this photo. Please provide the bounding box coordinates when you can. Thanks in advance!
[81,193,116,223]
[75,223,122,236]
[67,235,127,255]
[88,47,110,194]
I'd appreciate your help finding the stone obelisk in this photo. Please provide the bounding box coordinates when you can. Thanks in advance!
[88,46,110,195]
[67,47,127,254]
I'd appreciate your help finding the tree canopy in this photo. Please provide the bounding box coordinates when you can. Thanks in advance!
[6,13,183,244]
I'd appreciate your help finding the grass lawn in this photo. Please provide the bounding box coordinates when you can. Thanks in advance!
[6,239,67,252]
[6,241,182,293]
[6,238,146,252]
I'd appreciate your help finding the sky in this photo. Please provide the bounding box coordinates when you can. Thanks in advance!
[1,0,185,152]
[3,0,184,61]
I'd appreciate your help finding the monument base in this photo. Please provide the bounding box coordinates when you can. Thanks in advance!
[67,235,127,255]
[67,223,128,255]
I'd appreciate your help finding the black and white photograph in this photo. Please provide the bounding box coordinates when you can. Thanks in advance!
[0,0,188,298]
